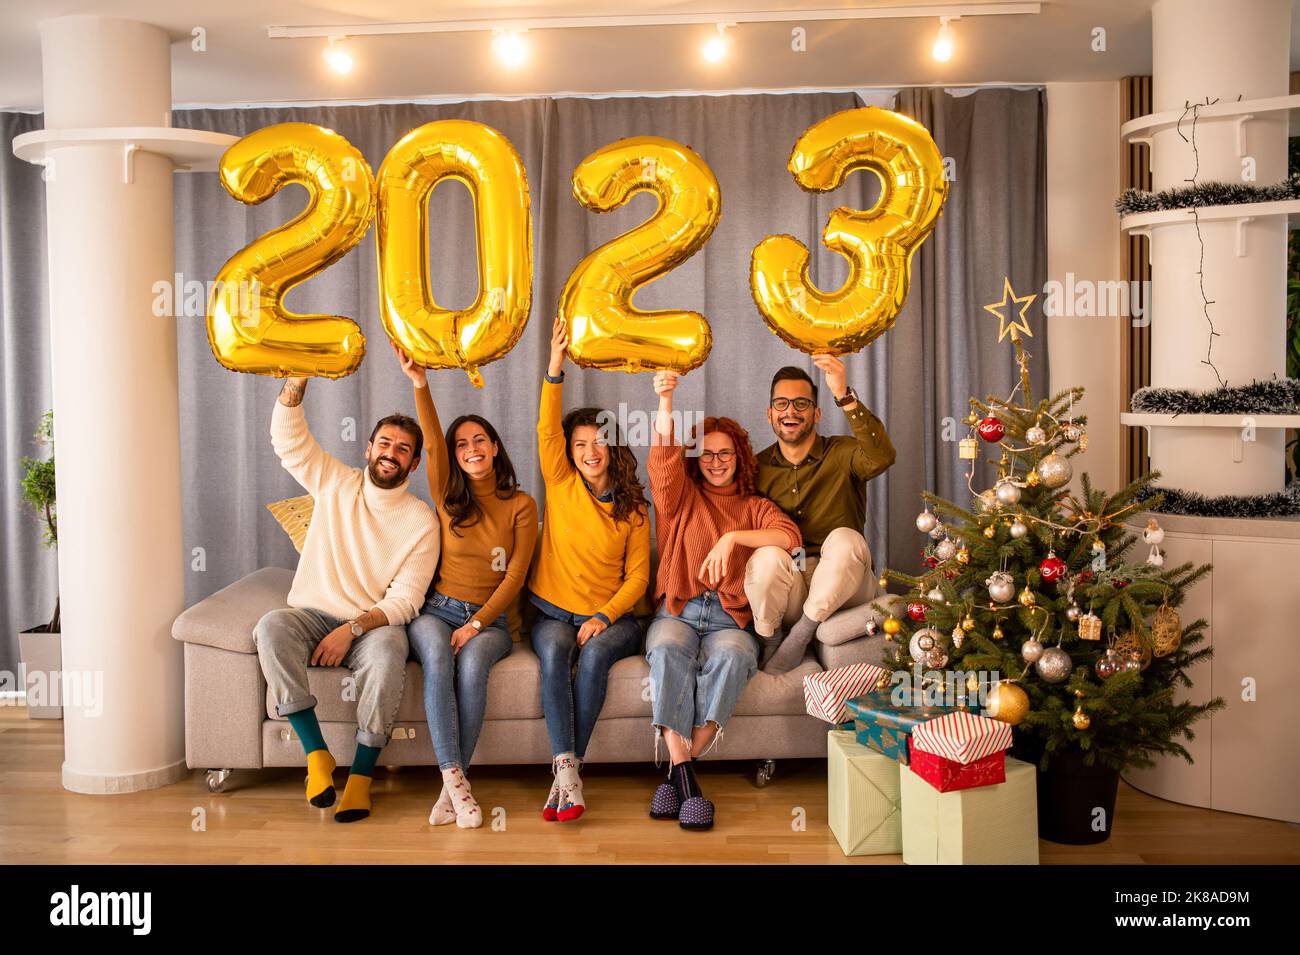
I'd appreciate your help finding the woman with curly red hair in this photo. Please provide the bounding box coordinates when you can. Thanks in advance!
[644,370,801,830]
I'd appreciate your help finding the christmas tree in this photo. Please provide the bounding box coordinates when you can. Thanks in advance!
[880,325,1224,773]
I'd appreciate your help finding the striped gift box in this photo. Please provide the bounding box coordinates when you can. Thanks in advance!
[803,664,890,724]
[911,711,1013,765]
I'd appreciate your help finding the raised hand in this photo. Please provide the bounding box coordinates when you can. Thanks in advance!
[812,354,848,401]
[392,340,427,387]
[548,316,569,379]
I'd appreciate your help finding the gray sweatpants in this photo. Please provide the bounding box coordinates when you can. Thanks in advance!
[253,606,407,749]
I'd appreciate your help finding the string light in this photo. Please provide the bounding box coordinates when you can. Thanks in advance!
[1176,97,1227,388]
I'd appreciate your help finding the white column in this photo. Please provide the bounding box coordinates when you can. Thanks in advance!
[1145,0,1291,495]
[39,16,186,792]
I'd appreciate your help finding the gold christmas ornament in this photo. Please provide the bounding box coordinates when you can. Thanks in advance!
[984,525,996,538]
[1026,470,1041,488]
[955,545,971,565]
[1072,706,1091,730]
[985,681,1030,726]
[1077,611,1102,641]
[992,623,1005,640]
[878,573,889,589]
[882,616,902,636]
[961,614,976,632]
[1151,602,1182,657]
[959,436,978,459]
[1017,586,1037,607]
[1037,452,1073,489]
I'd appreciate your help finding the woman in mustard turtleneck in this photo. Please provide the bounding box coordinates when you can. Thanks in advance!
[395,344,538,831]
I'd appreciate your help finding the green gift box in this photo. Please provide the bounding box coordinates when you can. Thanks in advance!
[827,730,902,857]
[900,756,1039,865]
[845,688,970,764]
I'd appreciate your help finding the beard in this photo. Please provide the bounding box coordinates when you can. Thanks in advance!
[368,455,409,489]
[773,414,815,445]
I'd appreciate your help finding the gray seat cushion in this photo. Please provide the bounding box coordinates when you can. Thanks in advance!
[815,594,908,646]
[173,567,295,654]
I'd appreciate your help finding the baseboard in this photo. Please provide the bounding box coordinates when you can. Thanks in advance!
[61,758,189,795]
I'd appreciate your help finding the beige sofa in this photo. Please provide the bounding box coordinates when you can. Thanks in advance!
[172,567,897,793]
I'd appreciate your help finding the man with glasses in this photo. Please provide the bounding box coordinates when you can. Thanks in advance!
[745,357,895,673]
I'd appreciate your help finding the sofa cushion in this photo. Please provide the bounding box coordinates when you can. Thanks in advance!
[173,567,295,654]
[816,633,891,671]
[816,594,908,646]
[595,652,821,720]
[267,641,544,724]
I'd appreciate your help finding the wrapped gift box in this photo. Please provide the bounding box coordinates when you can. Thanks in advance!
[908,710,1014,792]
[827,730,902,857]
[900,757,1039,865]
[844,688,974,764]
[804,664,890,724]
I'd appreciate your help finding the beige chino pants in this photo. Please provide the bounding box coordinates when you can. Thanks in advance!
[743,526,878,638]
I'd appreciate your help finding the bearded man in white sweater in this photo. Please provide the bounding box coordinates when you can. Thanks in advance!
[254,376,438,823]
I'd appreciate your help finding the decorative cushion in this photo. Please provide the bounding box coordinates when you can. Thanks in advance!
[266,494,314,553]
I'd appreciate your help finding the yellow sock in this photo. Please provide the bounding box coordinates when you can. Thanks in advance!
[334,774,373,823]
[306,750,337,808]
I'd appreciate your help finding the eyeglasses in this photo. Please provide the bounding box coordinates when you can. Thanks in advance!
[770,397,815,413]
[698,449,736,463]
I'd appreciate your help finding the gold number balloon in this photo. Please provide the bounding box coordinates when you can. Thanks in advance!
[559,137,720,374]
[750,106,949,355]
[207,123,376,378]
[376,120,532,388]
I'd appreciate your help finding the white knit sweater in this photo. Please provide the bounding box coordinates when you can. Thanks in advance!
[271,401,438,626]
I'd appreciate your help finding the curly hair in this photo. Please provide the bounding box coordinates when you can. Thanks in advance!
[442,414,520,536]
[685,416,758,498]
[562,407,648,526]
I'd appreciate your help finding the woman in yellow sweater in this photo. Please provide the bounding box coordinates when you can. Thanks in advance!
[528,317,651,822]
[395,344,538,830]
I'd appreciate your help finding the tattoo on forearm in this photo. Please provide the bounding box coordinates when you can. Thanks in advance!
[279,378,307,406]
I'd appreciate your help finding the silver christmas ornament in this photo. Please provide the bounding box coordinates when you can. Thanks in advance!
[909,628,945,664]
[975,489,998,514]
[924,648,949,669]
[1062,423,1082,442]
[1034,646,1073,683]
[1026,425,1047,445]
[935,538,957,561]
[915,510,938,534]
[1021,637,1045,664]
[1066,604,1082,622]
[1009,519,1028,539]
[1037,453,1073,489]
[929,522,947,540]
[927,587,945,602]
[995,480,1022,505]
[1094,648,1123,680]
[985,571,1016,604]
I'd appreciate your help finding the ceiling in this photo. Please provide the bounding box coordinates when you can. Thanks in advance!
[0,0,1294,111]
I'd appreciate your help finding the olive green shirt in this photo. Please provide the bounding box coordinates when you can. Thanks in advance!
[756,403,896,557]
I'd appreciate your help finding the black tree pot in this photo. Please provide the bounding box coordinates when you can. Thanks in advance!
[1012,738,1121,845]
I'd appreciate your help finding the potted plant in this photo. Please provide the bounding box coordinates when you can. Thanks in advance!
[17,410,61,719]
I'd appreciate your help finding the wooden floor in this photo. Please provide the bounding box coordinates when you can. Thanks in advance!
[3,706,1298,865]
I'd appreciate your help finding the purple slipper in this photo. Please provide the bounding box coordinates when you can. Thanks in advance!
[678,795,714,831]
[650,782,680,820]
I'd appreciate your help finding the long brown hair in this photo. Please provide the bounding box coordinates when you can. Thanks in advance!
[685,416,758,498]
[442,414,519,536]
[562,407,648,525]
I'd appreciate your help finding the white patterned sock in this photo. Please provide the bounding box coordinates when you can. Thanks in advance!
[443,766,482,829]
[428,784,456,826]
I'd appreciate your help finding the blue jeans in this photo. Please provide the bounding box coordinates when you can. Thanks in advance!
[407,591,512,771]
[532,613,642,759]
[644,592,759,745]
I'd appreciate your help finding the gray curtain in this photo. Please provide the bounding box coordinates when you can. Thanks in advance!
[0,88,1046,672]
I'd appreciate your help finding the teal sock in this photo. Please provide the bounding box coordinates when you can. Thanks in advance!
[287,708,327,755]
[351,743,382,778]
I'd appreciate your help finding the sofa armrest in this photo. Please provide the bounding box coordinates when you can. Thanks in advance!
[815,633,891,671]
[172,567,295,655]
[815,593,908,647]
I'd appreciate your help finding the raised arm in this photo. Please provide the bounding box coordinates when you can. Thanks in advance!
[470,494,540,631]
[537,315,573,487]
[814,354,895,480]
[270,377,353,496]
[396,342,450,506]
[647,369,689,515]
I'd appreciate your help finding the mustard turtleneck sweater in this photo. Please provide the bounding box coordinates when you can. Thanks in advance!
[414,385,538,637]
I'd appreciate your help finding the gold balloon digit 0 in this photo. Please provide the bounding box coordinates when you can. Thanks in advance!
[207,123,376,378]
[750,106,949,355]
[560,137,720,374]
[376,120,533,388]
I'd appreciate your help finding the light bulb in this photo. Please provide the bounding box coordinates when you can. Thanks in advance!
[932,18,955,62]
[702,24,731,63]
[322,38,353,73]
[492,29,528,68]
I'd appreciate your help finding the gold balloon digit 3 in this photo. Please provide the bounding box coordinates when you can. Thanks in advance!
[376,120,533,388]
[559,136,721,374]
[206,123,376,378]
[750,106,949,356]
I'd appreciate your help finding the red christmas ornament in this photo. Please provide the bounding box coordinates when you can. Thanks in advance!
[977,416,1006,442]
[923,556,938,568]
[1039,553,1068,583]
[907,601,927,622]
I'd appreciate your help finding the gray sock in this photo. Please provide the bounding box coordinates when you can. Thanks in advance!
[765,614,820,674]
[758,633,783,669]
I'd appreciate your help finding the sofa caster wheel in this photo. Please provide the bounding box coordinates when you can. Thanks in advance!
[206,769,233,793]
[755,760,776,787]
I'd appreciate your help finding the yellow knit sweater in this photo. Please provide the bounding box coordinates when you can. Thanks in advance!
[271,401,439,626]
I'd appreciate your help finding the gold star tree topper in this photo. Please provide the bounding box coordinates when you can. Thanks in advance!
[983,276,1036,342]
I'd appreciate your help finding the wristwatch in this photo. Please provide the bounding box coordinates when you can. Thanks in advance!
[349,619,365,638]
[834,386,858,408]
[470,619,483,632]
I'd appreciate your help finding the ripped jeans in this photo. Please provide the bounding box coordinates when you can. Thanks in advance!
[644,591,759,758]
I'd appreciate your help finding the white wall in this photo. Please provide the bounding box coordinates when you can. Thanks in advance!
[1045,81,1124,492]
